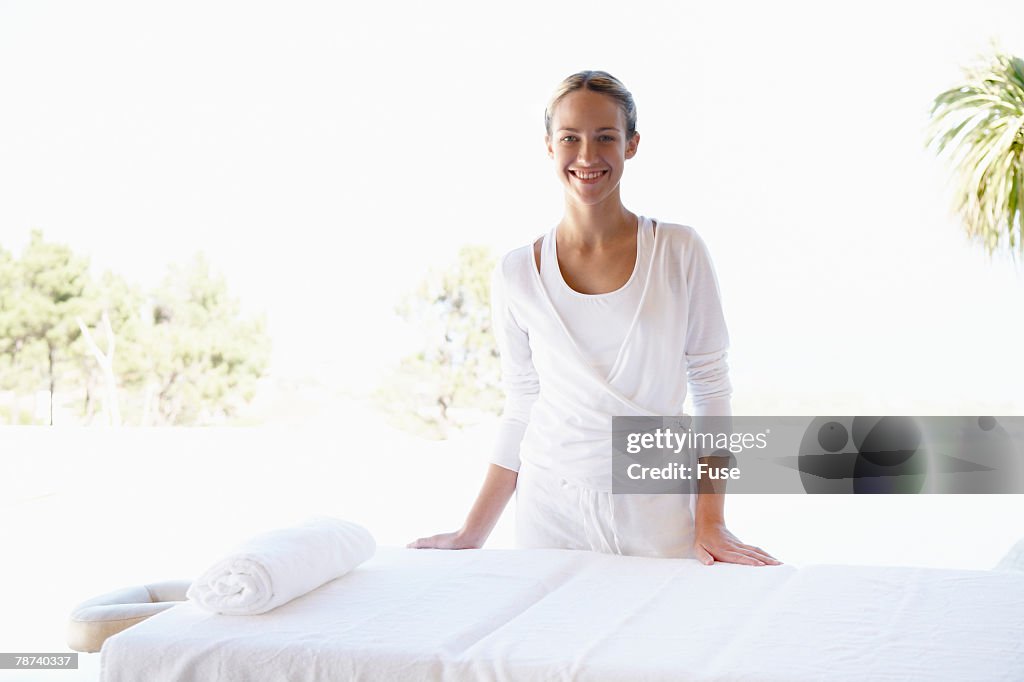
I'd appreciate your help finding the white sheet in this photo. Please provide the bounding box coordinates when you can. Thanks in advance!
[100,547,1024,681]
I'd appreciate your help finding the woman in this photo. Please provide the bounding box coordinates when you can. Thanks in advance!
[409,70,779,566]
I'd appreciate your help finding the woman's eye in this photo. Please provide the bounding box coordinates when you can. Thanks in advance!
[559,135,615,143]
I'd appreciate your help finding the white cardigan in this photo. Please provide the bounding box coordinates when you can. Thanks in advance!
[490,218,732,491]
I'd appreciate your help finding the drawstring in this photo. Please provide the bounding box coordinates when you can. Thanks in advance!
[576,487,588,549]
[566,476,625,556]
[608,494,624,555]
[583,488,624,556]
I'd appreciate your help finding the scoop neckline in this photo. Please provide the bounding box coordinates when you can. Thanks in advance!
[549,214,646,298]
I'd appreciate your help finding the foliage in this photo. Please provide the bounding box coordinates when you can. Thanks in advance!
[0,230,94,423]
[138,254,271,425]
[376,245,503,439]
[927,47,1024,254]
[0,231,271,425]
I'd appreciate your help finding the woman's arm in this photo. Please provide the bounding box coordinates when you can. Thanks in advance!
[407,464,517,549]
[684,234,780,565]
[408,256,538,550]
[693,456,780,565]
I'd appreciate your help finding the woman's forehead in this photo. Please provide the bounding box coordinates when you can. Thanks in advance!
[552,90,625,130]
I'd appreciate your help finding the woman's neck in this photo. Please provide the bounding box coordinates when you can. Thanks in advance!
[559,198,637,250]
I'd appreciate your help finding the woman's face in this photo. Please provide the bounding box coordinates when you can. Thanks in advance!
[545,89,639,208]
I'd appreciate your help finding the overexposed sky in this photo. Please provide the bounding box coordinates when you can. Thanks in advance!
[1,0,1023,411]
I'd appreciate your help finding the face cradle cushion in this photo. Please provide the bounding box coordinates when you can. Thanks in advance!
[995,537,1024,572]
[67,580,192,653]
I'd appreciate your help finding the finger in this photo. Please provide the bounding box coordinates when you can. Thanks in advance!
[745,544,775,559]
[740,545,781,565]
[712,540,763,560]
[720,550,765,566]
[745,545,782,565]
[695,544,715,565]
[407,538,429,549]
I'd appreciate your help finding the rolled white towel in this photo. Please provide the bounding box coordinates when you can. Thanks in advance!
[187,517,375,615]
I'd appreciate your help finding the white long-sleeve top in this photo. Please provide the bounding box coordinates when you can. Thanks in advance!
[539,214,651,379]
[490,216,732,491]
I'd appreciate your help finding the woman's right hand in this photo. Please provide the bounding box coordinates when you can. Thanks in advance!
[406,530,482,550]
[407,464,517,551]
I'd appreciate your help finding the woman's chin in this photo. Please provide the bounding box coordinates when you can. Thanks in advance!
[564,187,616,207]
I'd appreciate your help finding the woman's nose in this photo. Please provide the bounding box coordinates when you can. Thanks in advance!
[577,141,598,164]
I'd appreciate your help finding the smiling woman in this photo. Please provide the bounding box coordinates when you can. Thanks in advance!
[409,69,778,567]
[545,72,638,220]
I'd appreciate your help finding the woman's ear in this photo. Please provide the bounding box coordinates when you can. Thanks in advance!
[625,132,640,159]
[545,134,553,159]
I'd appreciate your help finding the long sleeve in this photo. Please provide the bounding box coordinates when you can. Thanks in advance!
[489,259,540,472]
[683,234,732,418]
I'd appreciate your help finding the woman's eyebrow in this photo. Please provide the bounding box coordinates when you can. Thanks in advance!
[557,127,621,133]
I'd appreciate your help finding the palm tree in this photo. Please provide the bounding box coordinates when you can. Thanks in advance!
[927,48,1024,254]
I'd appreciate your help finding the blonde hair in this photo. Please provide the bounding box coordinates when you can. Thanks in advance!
[544,70,638,139]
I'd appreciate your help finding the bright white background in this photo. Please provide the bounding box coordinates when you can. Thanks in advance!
[1,1,1024,680]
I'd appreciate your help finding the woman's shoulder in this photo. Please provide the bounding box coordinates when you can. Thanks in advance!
[651,219,704,246]
[493,238,541,286]
[650,219,718,271]
[497,241,536,271]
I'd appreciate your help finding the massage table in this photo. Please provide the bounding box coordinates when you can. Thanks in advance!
[97,547,1024,681]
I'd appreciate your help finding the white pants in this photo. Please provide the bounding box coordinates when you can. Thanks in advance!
[515,460,696,559]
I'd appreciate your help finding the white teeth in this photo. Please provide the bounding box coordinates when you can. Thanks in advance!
[573,170,606,180]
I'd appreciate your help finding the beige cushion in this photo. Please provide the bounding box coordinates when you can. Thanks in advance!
[68,580,192,653]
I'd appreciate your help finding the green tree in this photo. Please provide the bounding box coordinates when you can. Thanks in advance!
[137,253,271,425]
[75,270,145,425]
[0,230,95,424]
[0,231,271,425]
[377,245,503,439]
[927,47,1024,254]
[0,246,35,423]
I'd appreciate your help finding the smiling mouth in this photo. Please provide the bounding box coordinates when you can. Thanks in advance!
[570,169,608,183]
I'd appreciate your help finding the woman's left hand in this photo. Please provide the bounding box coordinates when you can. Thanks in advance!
[694,522,781,566]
